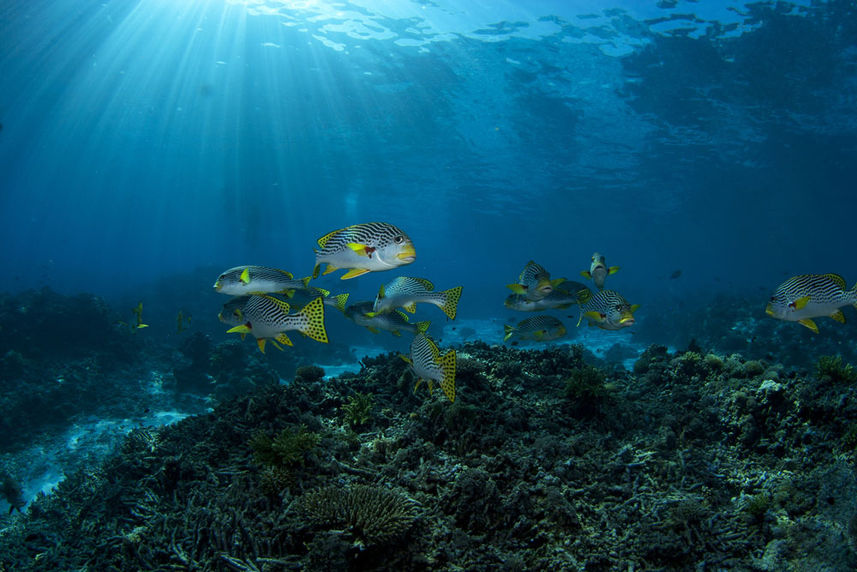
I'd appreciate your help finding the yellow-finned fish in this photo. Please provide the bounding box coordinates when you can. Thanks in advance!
[401,333,456,402]
[580,252,619,290]
[214,265,310,296]
[313,222,416,280]
[504,315,566,342]
[287,287,350,314]
[504,282,592,311]
[225,295,328,353]
[345,301,430,337]
[371,277,462,320]
[506,260,565,302]
[765,273,857,333]
[578,290,638,330]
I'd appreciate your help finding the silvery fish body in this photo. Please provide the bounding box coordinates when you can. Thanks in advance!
[578,289,638,330]
[504,282,591,311]
[313,222,416,280]
[504,315,566,342]
[372,277,462,320]
[214,265,309,295]
[581,252,619,290]
[406,333,456,402]
[345,301,430,336]
[765,273,857,333]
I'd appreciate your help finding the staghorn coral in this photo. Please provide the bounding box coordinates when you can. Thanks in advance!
[816,355,857,384]
[249,424,320,468]
[341,392,374,428]
[299,484,418,546]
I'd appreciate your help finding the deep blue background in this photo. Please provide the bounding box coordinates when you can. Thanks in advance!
[1,0,855,324]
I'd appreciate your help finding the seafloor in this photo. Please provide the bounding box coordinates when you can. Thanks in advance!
[2,288,857,570]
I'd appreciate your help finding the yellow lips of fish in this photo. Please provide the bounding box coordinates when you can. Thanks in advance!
[396,242,417,262]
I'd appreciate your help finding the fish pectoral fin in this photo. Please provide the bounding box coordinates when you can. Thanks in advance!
[630,304,641,313]
[323,264,338,276]
[792,296,811,310]
[580,271,592,279]
[503,324,515,342]
[240,268,251,284]
[227,325,251,334]
[506,284,527,295]
[346,242,372,257]
[830,310,846,324]
[341,268,370,280]
[584,311,603,322]
[798,318,819,333]
[608,266,620,275]
[399,354,412,364]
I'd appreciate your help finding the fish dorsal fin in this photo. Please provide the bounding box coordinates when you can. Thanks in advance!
[317,229,340,249]
[261,295,290,314]
[413,277,434,291]
[395,309,410,322]
[824,273,847,289]
[240,268,251,284]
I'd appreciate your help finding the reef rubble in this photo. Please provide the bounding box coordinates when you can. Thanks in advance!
[2,340,857,571]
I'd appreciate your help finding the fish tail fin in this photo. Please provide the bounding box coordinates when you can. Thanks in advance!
[503,324,515,341]
[439,350,456,402]
[416,320,431,334]
[332,293,349,313]
[297,296,328,343]
[441,286,463,320]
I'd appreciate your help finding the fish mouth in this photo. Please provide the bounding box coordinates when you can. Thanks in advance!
[213,281,222,291]
[619,314,635,325]
[396,243,416,262]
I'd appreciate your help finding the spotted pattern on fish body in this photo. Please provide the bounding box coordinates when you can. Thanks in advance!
[214,265,309,296]
[504,315,566,342]
[405,333,456,402]
[313,222,416,280]
[373,276,462,319]
[765,273,857,333]
[578,290,638,331]
[226,295,328,352]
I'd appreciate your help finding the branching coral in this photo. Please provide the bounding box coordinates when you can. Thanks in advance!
[249,425,320,468]
[816,355,857,384]
[341,393,374,428]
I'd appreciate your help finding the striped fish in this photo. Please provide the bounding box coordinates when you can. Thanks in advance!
[224,295,328,353]
[580,252,619,290]
[504,315,566,342]
[504,282,592,311]
[507,260,565,301]
[214,265,310,295]
[578,290,638,330]
[371,277,462,320]
[345,301,430,337]
[765,273,857,333]
[312,222,416,280]
[402,333,456,402]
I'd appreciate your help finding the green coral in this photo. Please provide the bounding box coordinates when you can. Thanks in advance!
[299,484,419,546]
[815,355,857,384]
[563,365,614,416]
[842,423,857,451]
[341,392,374,428]
[250,424,320,468]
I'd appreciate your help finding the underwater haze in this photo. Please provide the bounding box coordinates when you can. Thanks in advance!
[1,0,855,306]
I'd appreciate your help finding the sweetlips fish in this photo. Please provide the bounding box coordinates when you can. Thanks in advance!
[577,289,638,330]
[371,277,462,320]
[313,222,416,280]
[214,265,310,295]
[504,315,566,342]
[401,333,456,402]
[218,296,250,328]
[765,273,857,333]
[288,287,350,314]
[581,252,619,290]
[504,281,592,311]
[345,301,430,337]
[507,260,565,301]
[224,295,328,353]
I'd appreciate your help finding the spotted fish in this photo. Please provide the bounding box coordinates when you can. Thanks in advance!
[765,273,857,333]
[313,222,416,280]
[578,290,638,330]
[345,301,431,337]
[507,260,565,301]
[371,277,462,320]
[225,295,328,353]
[401,333,456,402]
[581,252,619,290]
[504,315,566,342]
[214,265,310,295]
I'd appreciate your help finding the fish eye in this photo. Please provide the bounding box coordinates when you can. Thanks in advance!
[393,235,404,244]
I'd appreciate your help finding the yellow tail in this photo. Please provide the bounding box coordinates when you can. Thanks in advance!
[439,350,456,402]
[297,296,328,343]
[441,286,463,320]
